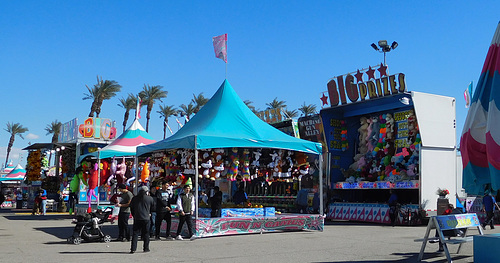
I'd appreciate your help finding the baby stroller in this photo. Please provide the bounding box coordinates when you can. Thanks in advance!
[67,207,113,245]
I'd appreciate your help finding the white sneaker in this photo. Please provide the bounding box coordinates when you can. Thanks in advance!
[190,236,197,241]
[175,235,183,240]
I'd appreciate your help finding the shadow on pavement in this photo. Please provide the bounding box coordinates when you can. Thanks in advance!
[312,252,471,262]
[34,224,119,240]
[60,251,129,254]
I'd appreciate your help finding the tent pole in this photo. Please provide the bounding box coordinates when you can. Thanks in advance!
[319,153,324,216]
[97,150,101,207]
[134,156,138,195]
[194,135,199,220]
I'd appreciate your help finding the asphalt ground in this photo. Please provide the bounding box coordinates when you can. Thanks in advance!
[0,208,495,263]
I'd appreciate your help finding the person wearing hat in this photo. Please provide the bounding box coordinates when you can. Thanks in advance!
[175,184,196,240]
[116,184,133,242]
[129,185,155,254]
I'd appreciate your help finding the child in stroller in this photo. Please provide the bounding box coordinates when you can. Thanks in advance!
[67,207,113,245]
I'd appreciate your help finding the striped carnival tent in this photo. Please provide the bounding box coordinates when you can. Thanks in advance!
[79,118,156,161]
[0,164,26,181]
[2,160,15,174]
[461,21,500,195]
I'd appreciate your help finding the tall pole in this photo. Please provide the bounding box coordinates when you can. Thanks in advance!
[194,135,199,221]
[319,153,324,216]
[97,150,101,207]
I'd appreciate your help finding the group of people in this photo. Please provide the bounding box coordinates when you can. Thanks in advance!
[114,181,223,254]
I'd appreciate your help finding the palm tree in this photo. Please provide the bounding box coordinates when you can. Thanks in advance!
[157,105,178,139]
[283,109,299,119]
[117,93,138,132]
[192,93,209,113]
[265,97,287,110]
[298,103,317,116]
[243,100,258,113]
[83,76,122,117]
[178,103,196,123]
[139,84,168,132]
[4,122,28,168]
[45,120,62,143]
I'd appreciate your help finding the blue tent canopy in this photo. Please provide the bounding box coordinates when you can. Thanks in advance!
[137,80,322,156]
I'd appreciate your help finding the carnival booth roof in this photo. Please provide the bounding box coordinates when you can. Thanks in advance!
[137,80,322,156]
[0,164,26,181]
[461,22,500,195]
[79,118,156,161]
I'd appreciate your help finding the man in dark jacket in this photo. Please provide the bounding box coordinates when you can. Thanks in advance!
[210,186,222,218]
[155,181,174,240]
[129,186,155,254]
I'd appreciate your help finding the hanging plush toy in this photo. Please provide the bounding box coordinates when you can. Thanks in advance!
[227,148,239,181]
[251,149,262,180]
[211,148,225,180]
[107,156,118,186]
[241,149,251,181]
[141,159,150,183]
[87,163,99,211]
[115,157,127,185]
[99,160,110,186]
[199,151,212,179]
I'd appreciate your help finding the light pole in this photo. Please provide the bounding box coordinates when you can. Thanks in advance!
[371,40,398,66]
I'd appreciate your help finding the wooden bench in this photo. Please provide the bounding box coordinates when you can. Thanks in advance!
[417,213,483,263]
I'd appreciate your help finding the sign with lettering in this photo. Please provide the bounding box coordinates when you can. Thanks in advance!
[298,114,325,147]
[435,213,480,230]
[191,214,324,237]
[394,110,412,148]
[324,65,406,107]
[58,118,78,143]
[78,117,117,140]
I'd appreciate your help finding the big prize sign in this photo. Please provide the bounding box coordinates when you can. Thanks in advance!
[78,117,117,140]
[325,64,406,107]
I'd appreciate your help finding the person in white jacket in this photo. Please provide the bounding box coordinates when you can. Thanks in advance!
[175,185,196,240]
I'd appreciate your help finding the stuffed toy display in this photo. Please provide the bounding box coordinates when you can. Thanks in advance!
[211,149,225,180]
[227,148,240,181]
[87,162,99,211]
[346,111,421,183]
[199,150,212,179]
[241,149,251,181]
[141,159,150,183]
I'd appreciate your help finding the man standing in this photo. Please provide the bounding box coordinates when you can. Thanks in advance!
[116,184,133,241]
[155,181,174,240]
[209,186,222,218]
[175,184,196,241]
[129,186,155,254]
[482,192,500,230]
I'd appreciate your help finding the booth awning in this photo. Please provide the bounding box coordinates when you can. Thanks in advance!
[0,164,26,182]
[137,80,322,155]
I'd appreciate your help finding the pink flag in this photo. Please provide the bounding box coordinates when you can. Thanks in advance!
[212,34,227,63]
[136,96,142,119]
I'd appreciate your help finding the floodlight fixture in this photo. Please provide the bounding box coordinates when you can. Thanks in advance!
[371,39,398,66]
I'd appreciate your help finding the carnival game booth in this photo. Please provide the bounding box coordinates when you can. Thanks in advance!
[74,118,156,215]
[137,80,325,238]
[0,164,26,208]
[321,71,457,225]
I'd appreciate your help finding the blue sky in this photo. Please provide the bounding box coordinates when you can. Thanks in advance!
[1,1,499,167]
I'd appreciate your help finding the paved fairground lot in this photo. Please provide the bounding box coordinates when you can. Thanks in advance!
[1,208,496,263]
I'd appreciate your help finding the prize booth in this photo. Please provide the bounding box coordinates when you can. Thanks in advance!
[321,67,457,225]
[137,80,325,238]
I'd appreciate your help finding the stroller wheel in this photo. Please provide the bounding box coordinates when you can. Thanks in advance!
[67,237,74,244]
[73,237,82,245]
[103,235,111,243]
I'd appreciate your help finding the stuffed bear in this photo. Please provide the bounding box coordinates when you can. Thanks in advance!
[358,117,369,155]
[385,113,395,140]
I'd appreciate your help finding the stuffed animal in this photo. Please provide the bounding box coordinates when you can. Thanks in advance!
[199,150,212,179]
[87,162,99,210]
[407,110,419,137]
[241,149,251,181]
[358,117,369,155]
[227,148,239,181]
[385,113,395,140]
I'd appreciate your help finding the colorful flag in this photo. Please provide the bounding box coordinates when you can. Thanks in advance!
[136,96,142,119]
[175,118,184,128]
[212,33,227,63]
[464,81,473,108]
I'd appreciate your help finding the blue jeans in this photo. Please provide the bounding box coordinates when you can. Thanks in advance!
[41,199,47,215]
[149,212,156,237]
